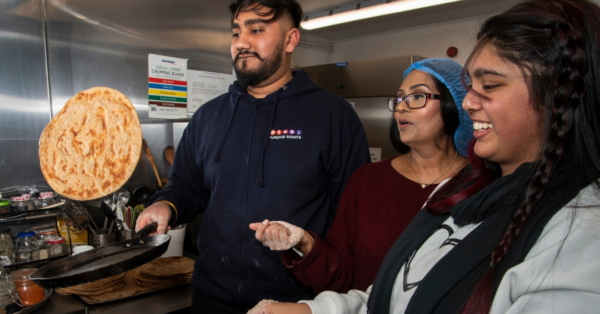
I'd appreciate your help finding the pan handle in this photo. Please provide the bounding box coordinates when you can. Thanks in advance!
[136,221,158,238]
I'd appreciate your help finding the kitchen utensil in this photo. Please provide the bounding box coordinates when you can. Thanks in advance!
[92,229,118,248]
[128,186,152,207]
[164,146,174,165]
[75,202,99,235]
[30,222,170,289]
[100,201,123,232]
[142,139,163,190]
[0,213,57,223]
[11,288,53,314]
[116,190,129,208]
[36,201,66,210]
[119,230,135,240]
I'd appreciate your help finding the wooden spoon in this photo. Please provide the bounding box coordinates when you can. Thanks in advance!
[142,139,163,189]
[164,146,175,165]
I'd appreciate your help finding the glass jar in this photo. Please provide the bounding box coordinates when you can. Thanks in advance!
[32,192,55,209]
[36,229,57,261]
[15,232,37,263]
[9,268,44,306]
[0,200,9,214]
[47,237,65,258]
[0,229,14,266]
[9,195,33,212]
[0,280,16,314]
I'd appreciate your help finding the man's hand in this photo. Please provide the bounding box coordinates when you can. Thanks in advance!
[247,300,311,314]
[249,220,315,254]
[135,201,172,235]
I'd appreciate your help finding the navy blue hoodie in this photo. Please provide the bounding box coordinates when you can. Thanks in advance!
[149,70,370,305]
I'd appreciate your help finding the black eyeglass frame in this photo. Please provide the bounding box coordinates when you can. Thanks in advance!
[388,93,441,111]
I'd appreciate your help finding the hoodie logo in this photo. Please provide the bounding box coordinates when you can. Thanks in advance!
[270,129,302,140]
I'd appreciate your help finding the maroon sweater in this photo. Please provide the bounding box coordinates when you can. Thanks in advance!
[281,157,437,294]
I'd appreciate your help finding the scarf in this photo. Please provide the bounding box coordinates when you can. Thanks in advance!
[367,157,589,314]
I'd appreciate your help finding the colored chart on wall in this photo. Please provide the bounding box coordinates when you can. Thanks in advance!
[148,54,188,119]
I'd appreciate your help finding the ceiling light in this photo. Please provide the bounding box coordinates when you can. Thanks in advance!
[301,0,463,30]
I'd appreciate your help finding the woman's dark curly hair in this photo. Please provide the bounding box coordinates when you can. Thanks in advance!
[425,0,600,313]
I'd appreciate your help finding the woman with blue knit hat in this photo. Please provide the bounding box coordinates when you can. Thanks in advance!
[247,58,473,301]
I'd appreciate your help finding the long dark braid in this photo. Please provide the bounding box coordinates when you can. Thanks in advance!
[459,1,597,313]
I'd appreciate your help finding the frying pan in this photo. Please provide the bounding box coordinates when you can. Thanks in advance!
[30,222,170,289]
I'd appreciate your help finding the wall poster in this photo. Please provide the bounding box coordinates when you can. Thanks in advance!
[187,70,235,113]
[148,54,188,119]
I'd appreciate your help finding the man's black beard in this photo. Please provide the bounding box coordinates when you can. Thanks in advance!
[233,42,283,88]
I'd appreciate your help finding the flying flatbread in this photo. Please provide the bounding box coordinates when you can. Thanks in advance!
[39,87,142,200]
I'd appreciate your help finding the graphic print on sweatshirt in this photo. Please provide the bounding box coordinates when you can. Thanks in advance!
[270,129,302,140]
[390,217,480,311]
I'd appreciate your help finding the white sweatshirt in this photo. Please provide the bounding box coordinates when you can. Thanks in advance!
[301,182,600,314]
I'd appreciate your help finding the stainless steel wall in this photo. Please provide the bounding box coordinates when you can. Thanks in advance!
[0,0,52,191]
[0,0,235,193]
[44,0,234,192]
[301,56,426,161]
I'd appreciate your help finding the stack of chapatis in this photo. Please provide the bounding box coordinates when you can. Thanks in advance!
[133,257,194,289]
[56,273,125,296]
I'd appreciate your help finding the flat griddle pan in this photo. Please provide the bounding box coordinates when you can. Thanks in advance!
[30,222,171,289]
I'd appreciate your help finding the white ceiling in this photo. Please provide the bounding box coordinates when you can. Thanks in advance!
[297,0,520,41]
[7,0,520,51]
[36,0,520,42]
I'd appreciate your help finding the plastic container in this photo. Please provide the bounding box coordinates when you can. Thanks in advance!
[0,200,9,214]
[15,232,37,263]
[10,195,33,212]
[9,268,45,306]
[32,192,55,209]
[161,225,186,258]
[72,245,93,255]
[47,237,65,258]
[0,228,14,266]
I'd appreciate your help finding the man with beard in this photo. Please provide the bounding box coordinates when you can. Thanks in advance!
[135,0,370,313]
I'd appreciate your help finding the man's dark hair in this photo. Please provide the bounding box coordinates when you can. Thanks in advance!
[229,0,303,29]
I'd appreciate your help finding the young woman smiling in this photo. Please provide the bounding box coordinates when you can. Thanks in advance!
[247,0,600,313]
[248,58,472,295]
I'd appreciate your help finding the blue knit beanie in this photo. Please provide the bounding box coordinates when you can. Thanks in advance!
[403,58,473,157]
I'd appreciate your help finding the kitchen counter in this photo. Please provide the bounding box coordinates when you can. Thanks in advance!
[38,251,198,314]
[40,283,193,314]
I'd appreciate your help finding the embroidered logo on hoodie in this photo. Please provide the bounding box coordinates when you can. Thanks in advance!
[270,129,302,140]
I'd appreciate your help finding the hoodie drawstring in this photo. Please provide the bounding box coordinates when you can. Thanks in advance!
[214,93,242,163]
[257,86,286,188]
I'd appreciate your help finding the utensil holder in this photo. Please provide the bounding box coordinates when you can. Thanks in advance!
[161,226,186,257]
[92,229,117,248]
[119,230,135,241]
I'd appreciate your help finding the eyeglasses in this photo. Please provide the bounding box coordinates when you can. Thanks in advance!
[388,93,441,111]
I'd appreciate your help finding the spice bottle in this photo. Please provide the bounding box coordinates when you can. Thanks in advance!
[32,192,55,209]
[9,195,33,212]
[47,237,66,258]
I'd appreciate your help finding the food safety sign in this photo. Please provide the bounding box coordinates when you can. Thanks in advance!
[148,54,188,119]
[187,70,235,113]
